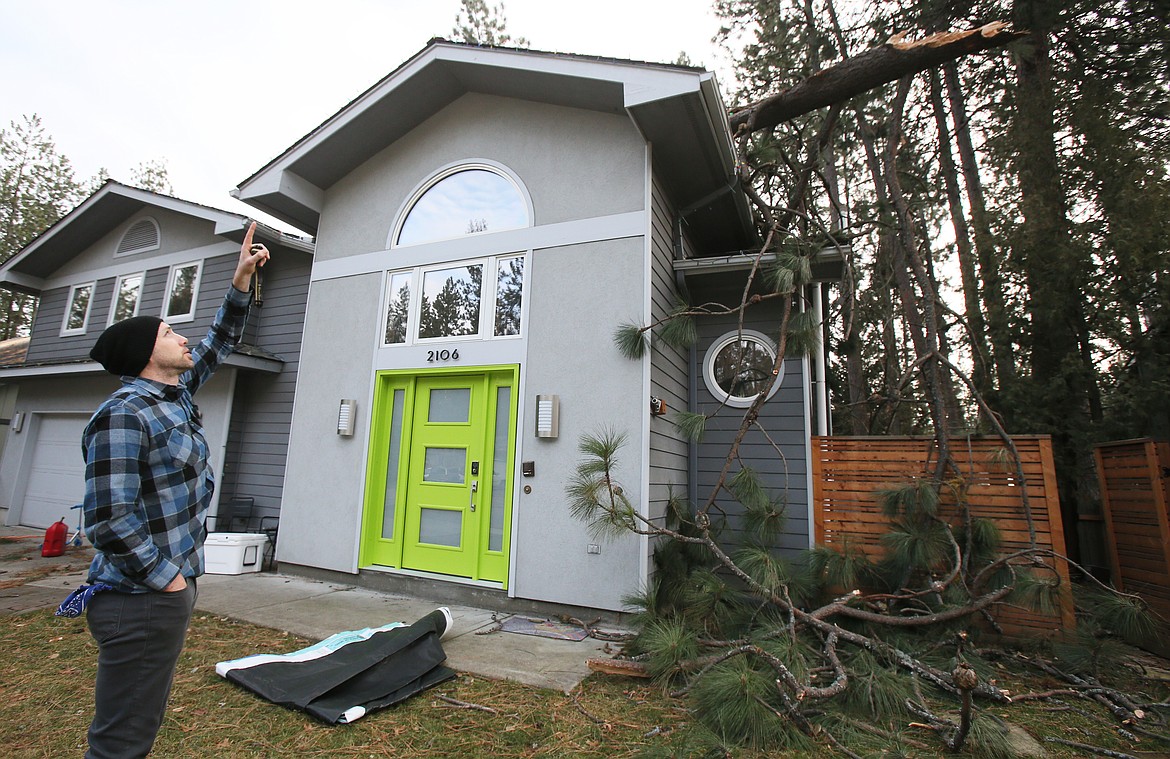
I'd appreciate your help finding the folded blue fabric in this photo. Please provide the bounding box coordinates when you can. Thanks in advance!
[55,583,117,618]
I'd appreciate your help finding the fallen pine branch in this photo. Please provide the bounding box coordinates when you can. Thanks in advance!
[586,657,651,678]
[1042,736,1138,759]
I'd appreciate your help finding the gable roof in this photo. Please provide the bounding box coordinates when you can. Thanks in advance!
[234,39,756,254]
[0,180,313,295]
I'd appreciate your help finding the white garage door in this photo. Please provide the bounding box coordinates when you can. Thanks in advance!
[20,414,88,529]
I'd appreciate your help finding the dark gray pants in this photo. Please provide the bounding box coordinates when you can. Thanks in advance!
[85,579,197,759]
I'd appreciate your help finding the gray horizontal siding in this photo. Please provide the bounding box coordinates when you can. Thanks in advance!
[648,175,689,531]
[218,251,312,525]
[26,251,247,364]
[693,303,810,558]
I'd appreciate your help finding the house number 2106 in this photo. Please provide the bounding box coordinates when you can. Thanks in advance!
[427,349,460,363]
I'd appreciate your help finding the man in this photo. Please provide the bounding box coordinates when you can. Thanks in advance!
[80,223,269,758]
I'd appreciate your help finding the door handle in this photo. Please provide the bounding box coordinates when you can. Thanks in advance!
[470,480,478,511]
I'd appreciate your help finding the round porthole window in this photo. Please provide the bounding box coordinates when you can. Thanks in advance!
[702,330,783,408]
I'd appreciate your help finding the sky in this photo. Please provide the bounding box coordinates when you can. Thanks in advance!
[1,0,734,232]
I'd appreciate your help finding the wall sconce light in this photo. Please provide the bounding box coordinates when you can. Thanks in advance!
[536,394,559,438]
[11,413,23,433]
[337,399,356,436]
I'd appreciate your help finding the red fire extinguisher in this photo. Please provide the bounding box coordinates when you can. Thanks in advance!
[42,518,67,558]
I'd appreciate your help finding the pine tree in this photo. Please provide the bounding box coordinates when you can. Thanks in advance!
[449,0,528,48]
[0,115,85,339]
[128,158,173,195]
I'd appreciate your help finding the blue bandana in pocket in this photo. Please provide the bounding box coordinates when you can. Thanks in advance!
[55,583,117,618]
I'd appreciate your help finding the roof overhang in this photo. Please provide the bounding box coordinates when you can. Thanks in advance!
[0,181,313,296]
[0,349,284,379]
[234,40,756,253]
[674,245,849,295]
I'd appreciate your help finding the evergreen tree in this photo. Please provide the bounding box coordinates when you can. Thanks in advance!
[0,115,85,339]
[449,0,529,48]
[128,158,173,195]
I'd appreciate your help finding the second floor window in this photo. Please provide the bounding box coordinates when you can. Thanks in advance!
[394,166,529,247]
[110,273,143,323]
[381,255,525,346]
[62,282,95,335]
[164,261,201,322]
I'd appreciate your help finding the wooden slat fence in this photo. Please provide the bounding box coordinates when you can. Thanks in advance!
[811,435,1074,639]
[1094,439,1170,623]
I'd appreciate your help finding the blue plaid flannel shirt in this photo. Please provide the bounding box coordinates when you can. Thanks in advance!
[82,286,252,592]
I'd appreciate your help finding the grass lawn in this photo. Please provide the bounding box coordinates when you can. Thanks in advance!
[3,609,1169,758]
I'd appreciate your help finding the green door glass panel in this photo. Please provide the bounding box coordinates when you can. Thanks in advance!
[488,386,510,552]
[423,447,466,484]
[419,508,462,547]
[380,389,405,540]
[427,388,470,422]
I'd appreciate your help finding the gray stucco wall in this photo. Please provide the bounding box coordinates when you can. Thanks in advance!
[315,93,647,259]
[50,209,223,280]
[514,237,645,611]
[275,91,652,609]
[275,273,383,572]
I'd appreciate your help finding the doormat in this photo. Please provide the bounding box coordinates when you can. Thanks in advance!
[499,615,590,641]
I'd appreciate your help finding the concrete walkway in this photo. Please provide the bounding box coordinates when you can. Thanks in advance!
[4,537,615,693]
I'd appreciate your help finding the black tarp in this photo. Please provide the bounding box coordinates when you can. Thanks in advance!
[216,608,456,723]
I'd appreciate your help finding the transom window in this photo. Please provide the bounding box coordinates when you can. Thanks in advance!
[163,261,202,323]
[109,272,143,324]
[382,255,525,346]
[702,330,785,408]
[394,166,529,247]
[61,282,96,336]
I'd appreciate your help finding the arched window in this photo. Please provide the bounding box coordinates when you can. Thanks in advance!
[702,330,785,408]
[394,166,528,247]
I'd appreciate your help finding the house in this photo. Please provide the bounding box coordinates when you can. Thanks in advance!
[0,181,313,532]
[233,40,839,613]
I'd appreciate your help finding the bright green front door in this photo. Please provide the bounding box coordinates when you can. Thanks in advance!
[361,367,516,585]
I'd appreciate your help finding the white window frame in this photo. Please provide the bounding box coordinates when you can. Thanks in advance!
[108,271,144,325]
[415,259,488,344]
[60,281,97,336]
[380,253,526,347]
[162,260,202,323]
[489,254,525,339]
[702,330,785,408]
[382,269,416,346]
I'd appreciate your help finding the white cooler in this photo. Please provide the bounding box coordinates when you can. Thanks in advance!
[204,532,268,575]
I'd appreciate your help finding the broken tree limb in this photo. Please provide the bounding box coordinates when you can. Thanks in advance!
[586,657,651,678]
[728,22,1026,134]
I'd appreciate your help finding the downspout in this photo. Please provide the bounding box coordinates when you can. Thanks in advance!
[812,282,828,436]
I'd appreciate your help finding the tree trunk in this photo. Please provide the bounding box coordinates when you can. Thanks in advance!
[943,63,1017,395]
[1010,0,1096,563]
[929,68,990,398]
[882,76,958,447]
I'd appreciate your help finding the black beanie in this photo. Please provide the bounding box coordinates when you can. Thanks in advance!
[90,315,163,377]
